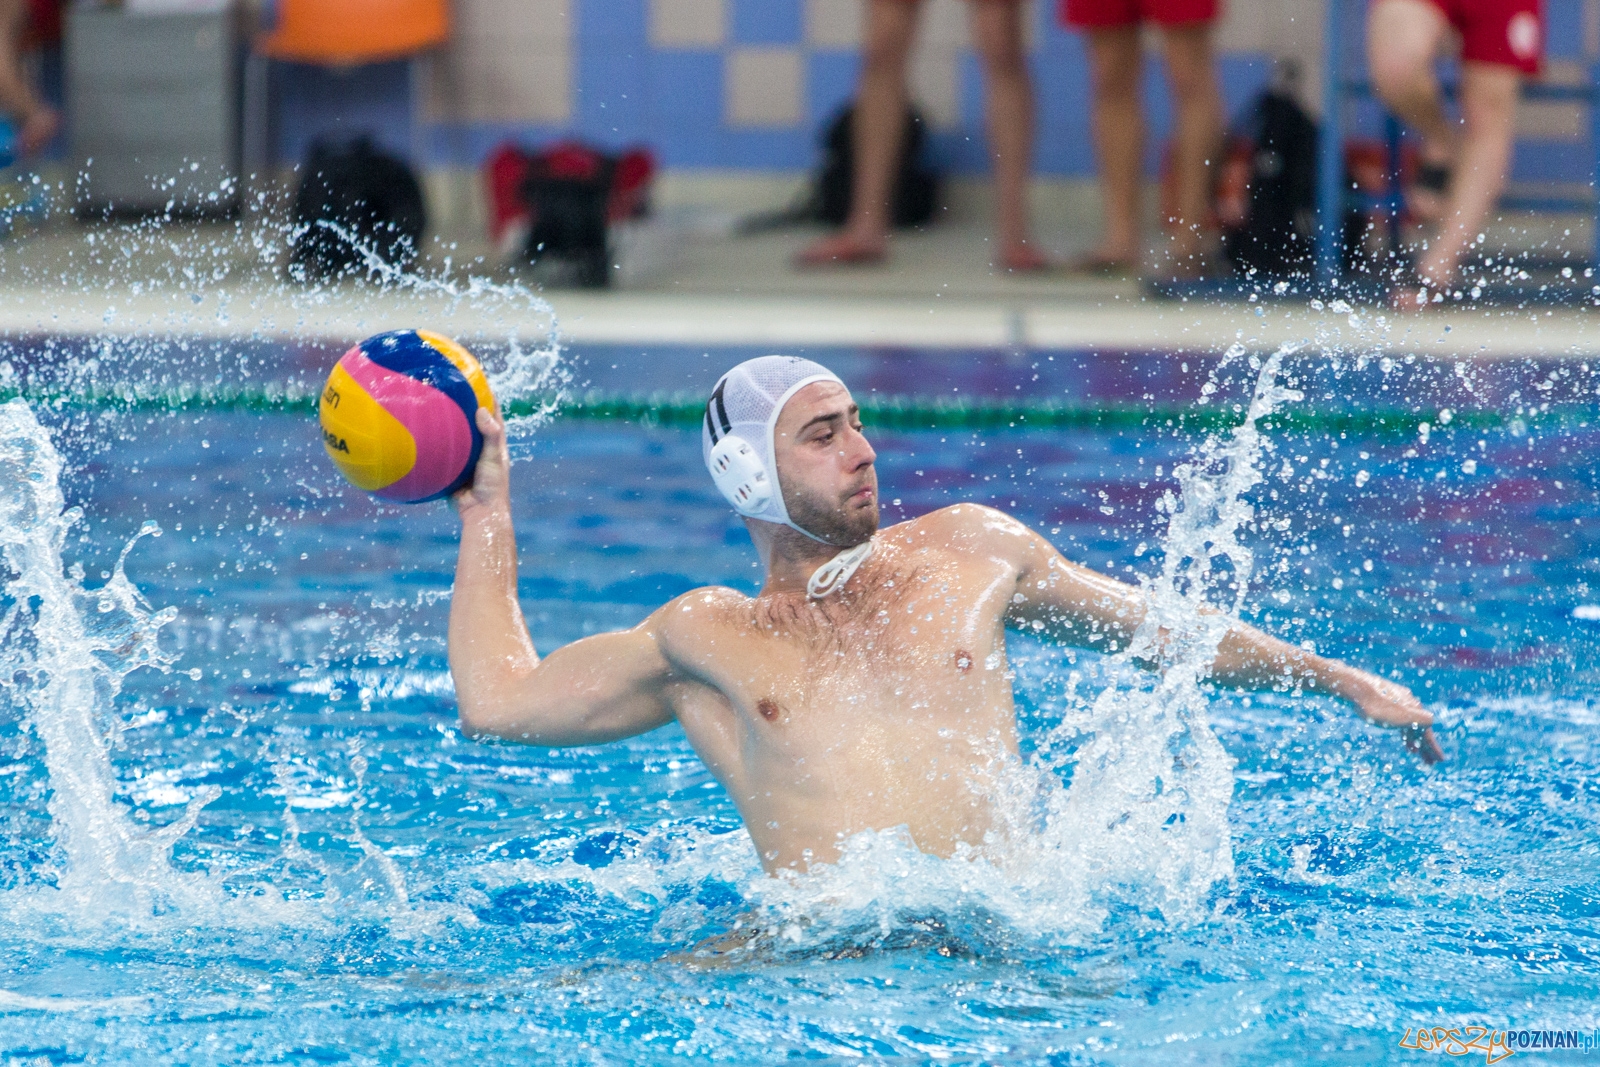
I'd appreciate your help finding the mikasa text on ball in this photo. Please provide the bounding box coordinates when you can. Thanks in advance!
[319,329,497,503]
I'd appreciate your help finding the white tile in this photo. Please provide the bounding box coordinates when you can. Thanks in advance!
[726,46,804,127]
[921,0,968,48]
[649,0,726,48]
[1539,58,1589,86]
[1518,100,1584,141]
[423,0,572,122]
[805,0,861,49]
[910,44,959,129]
[453,0,571,46]
[424,45,572,123]
[1211,0,1324,112]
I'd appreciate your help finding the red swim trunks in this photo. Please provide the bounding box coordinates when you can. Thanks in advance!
[1060,0,1220,28]
[1422,0,1544,74]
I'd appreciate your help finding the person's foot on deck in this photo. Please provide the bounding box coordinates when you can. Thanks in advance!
[1067,247,1138,277]
[996,242,1054,273]
[795,230,889,269]
[1415,247,1459,293]
[17,106,58,157]
[1388,248,1461,312]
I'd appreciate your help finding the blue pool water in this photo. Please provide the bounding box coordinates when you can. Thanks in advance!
[1,339,1597,1064]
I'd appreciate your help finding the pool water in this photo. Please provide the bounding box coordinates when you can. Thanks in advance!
[1,341,1597,1064]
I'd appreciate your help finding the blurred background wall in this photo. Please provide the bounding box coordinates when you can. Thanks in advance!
[274,0,1309,176]
[208,0,1600,232]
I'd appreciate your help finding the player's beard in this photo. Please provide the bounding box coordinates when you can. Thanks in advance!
[781,472,879,547]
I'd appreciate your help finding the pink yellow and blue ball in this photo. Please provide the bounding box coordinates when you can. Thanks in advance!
[318,329,497,503]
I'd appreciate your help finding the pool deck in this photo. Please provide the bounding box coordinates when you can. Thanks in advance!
[0,213,1595,360]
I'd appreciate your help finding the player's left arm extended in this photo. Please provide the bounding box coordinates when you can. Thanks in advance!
[1002,521,1444,764]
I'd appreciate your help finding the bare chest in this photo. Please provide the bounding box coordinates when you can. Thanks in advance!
[680,559,1020,737]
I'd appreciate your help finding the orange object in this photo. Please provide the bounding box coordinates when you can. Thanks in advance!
[260,0,449,65]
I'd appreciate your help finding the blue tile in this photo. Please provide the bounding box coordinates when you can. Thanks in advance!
[577,0,646,42]
[1513,140,1591,183]
[1140,61,1172,172]
[1350,96,1392,139]
[935,130,991,175]
[651,121,720,166]
[272,60,414,166]
[958,50,985,143]
[1035,55,1094,176]
[1031,0,1067,45]
[918,129,969,175]
[731,0,802,45]
[806,51,860,126]
[1216,53,1273,121]
[576,41,649,138]
[646,51,724,121]
[646,125,810,168]
[1033,53,1091,173]
[1545,0,1584,61]
[715,128,812,167]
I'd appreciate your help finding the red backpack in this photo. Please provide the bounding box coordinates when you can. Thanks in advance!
[485,141,655,285]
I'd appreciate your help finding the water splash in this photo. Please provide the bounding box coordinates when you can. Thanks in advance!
[0,398,216,917]
[0,399,469,938]
[1038,343,1303,922]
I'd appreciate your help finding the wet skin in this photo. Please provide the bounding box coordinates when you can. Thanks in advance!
[448,383,1443,874]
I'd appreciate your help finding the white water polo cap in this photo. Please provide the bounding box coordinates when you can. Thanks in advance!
[702,355,844,535]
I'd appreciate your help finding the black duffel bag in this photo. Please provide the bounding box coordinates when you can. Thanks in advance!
[289,137,427,281]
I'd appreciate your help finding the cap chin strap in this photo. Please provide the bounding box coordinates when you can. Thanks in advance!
[807,538,875,599]
[785,515,835,544]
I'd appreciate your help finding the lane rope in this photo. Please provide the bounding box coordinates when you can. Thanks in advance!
[0,384,1589,436]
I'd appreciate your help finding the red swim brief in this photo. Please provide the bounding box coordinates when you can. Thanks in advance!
[1421,0,1544,74]
[1060,0,1220,28]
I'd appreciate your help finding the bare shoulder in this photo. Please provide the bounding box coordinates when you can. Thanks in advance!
[884,503,1039,560]
[650,585,754,667]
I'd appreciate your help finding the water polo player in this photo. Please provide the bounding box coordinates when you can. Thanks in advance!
[447,356,1443,873]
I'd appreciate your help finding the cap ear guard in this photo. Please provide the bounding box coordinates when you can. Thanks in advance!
[708,435,773,516]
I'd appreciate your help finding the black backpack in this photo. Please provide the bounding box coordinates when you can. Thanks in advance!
[1221,89,1319,279]
[816,103,939,228]
[289,137,427,281]
[520,150,617,289]
[738,101,940,234]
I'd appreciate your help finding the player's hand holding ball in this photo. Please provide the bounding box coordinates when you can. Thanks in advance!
[452,406,510,519]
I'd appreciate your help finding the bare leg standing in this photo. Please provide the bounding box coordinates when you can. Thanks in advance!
[797,0,919,266]
[1159,22,1222,267]
[1369,0,1526,293]
[1413,62,1519,287]
[0,0,55,156]
[1083,25,1143,268]
[1367,0,1453,220]
[968,0,1049,270]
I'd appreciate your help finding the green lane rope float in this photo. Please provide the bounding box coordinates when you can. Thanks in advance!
[0,382,1588,437]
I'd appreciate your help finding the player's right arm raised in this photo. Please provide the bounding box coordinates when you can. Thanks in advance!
[448,408,677,745]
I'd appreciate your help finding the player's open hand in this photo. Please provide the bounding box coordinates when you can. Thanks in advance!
[1349,675,1445,765]
[452,406,511,519]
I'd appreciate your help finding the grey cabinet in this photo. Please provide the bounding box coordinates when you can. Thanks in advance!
[67,3,242,218]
